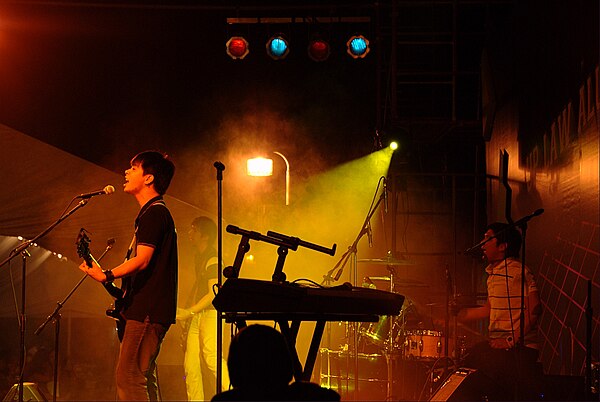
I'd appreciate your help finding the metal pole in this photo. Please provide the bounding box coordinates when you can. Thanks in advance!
[214,161,225,395]
[274,151,290,206]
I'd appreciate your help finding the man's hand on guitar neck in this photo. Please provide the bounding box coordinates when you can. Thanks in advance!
[79,259,109,283]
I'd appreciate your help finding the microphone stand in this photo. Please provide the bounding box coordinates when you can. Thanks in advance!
[213,161,225,395]
[498,209,544,347]
[513,211,545,400]
[34,239,114,402]
[0,198,91,402]
[325,178,387,285]
[324,178,386,401]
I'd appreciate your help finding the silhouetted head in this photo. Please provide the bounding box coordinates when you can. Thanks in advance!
[227,324,294,391]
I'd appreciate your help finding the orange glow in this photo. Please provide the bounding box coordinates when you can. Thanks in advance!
[247,157,273,176]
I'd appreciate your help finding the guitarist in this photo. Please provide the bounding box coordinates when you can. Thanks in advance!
[177,216,230,400]
[79,151,178,401]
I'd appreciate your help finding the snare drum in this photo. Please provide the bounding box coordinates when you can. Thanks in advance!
[403,329,444,359]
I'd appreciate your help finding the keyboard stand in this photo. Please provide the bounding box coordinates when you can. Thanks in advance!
[222,312,379,381]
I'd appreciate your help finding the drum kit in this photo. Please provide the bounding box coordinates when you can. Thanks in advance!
[318,257,477,401]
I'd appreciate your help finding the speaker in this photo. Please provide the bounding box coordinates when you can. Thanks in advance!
[430,368,503,402]
[541,375,585,401]
[3,382,47,402]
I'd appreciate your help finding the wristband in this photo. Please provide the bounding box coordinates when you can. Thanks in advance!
[104,270,115,283]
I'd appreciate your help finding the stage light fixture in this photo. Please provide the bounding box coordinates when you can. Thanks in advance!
[390,141,399,151]
[266,34,289,60]
[346,35,370,59]
[247,157,273,176]
[247,152,290,205]
[226,36,249,60]
[307,38,330,62]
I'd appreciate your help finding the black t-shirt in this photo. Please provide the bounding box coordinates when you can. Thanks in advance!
[193,246,218,306]
[121,196,178,326]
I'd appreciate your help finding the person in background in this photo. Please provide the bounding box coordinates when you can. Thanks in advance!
[177,216,230,400]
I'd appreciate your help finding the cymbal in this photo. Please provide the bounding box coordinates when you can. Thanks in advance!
[365,276,428,287]
[357,257,415,265]
[424,302,482,309]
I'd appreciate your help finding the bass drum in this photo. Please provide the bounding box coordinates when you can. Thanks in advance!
[317,348,394,401]
[316,348,433,401]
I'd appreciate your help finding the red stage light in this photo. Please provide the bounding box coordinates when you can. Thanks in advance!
[226,36,249,60]
[307,39,330,62]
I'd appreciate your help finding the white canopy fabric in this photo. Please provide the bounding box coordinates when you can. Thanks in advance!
[0,123,210,318]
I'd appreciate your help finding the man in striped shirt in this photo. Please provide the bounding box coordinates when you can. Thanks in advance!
[456,222,542,400]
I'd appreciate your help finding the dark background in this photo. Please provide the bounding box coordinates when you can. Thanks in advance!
[0,1,598,400]
[0,1,381,209]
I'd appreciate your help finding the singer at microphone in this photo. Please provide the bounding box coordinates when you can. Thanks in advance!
[77,151,178,401]
[454,221,543,401]
[76,185,115,199]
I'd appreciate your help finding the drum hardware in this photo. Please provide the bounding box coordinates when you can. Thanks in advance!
[349,263,484,399]
[455,335,468,361]
[318,347,450,401]
[357,256,416,265]
[355,266,476,400]
[363,275,428,288]
[318,348,393,401]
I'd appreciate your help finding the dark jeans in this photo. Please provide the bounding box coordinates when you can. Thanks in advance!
[116,317,169,401]
[463,341,543,401]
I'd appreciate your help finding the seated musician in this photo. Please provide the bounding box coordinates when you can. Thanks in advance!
[211,324,339,401]
[455,222,543,401]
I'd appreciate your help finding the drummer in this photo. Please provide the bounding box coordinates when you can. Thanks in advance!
[455,222,543,400]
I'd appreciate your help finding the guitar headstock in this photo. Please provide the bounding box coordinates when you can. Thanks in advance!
[76,228,93,266]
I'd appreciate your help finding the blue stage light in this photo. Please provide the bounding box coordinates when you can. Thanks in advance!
[347,35,370,59]
[266,35,289,60]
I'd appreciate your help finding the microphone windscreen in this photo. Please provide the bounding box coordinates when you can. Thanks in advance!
[104,185,116,195]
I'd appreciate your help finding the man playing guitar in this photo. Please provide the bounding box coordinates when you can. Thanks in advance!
[79,150,178,401]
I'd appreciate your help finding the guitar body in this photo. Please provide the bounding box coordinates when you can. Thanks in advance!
[104,282,127,342]
[77,229,127,342]
[179,317,192,353]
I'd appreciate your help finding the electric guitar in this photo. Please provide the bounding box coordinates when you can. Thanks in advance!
[179,311,192,353]
[76,229,126,341]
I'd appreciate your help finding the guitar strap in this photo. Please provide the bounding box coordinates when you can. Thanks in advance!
[121,198,167,304]
[125,232,136,262]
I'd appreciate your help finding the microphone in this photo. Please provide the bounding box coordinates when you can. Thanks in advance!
[383,177,388,214]
[76,185,115,199]
[514,208,544,226]
[462,247,484,259]
[366,221,373,248]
